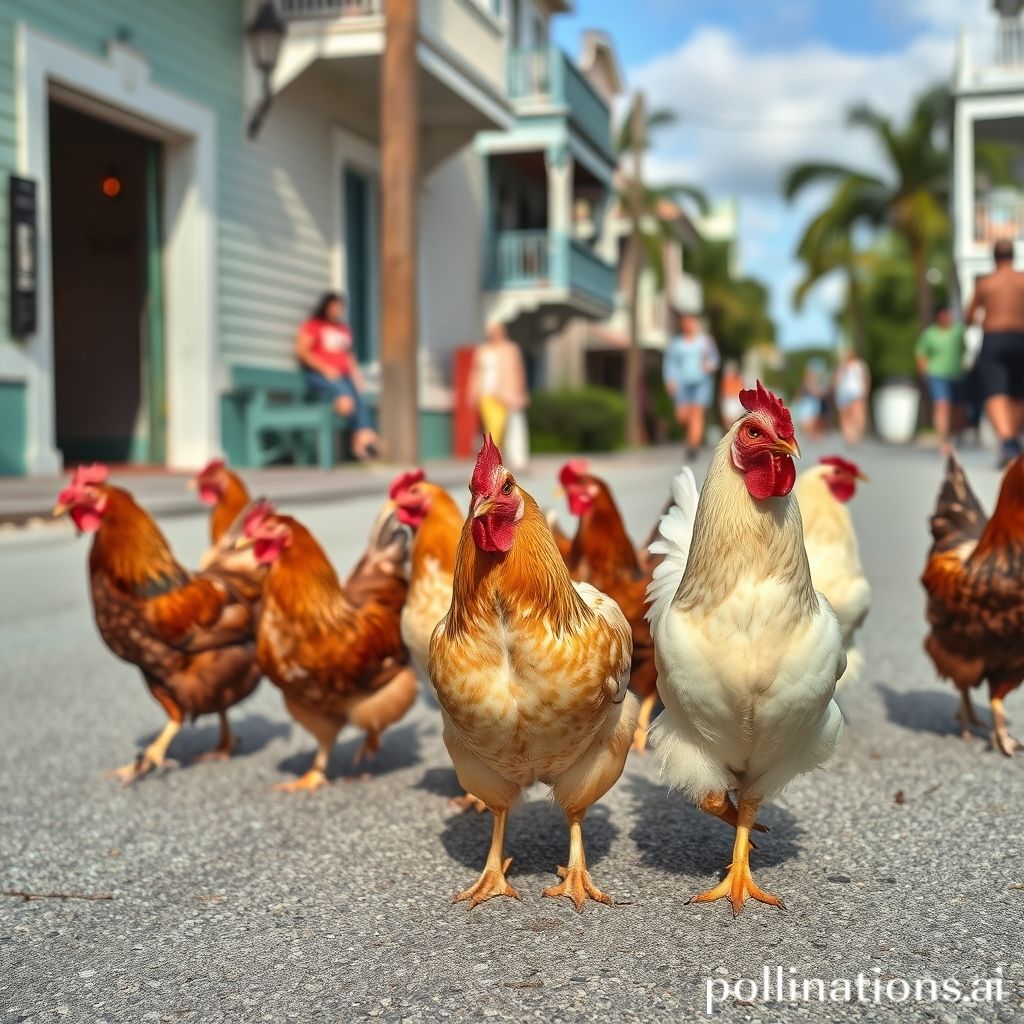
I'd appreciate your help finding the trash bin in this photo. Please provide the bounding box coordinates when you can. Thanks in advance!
[872,379,921,444]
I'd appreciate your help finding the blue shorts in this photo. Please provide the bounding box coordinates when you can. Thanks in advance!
[674,378,713,408]
[925,375,964,404]
[302,369,373,431]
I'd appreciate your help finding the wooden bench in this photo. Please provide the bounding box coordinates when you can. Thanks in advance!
[220,365,352,469]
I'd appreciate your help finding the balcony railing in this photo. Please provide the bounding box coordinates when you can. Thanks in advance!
[975,197,1024,244]
[279,0,382,18]
[489,229,615,309]
[507,46,612,157]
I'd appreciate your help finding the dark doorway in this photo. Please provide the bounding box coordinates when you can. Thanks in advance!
[344,166,377,364]
[49,101,164,464]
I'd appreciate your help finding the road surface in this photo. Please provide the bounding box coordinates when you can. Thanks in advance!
[1,442,1022,1022]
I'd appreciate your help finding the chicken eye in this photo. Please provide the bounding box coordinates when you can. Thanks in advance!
[747,426,761,439]
[501,479,514,495]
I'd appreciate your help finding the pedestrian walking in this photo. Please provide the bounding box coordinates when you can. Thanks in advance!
[663,312,720,459]
[834,348,870,446]
[965,238,1024,468]
[469,321,530,470]
[795,361,828,442]
[295,292,380,461]
[915,304,966,456]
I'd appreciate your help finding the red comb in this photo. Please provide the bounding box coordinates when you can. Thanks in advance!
[821,455,861,476]
[243,500,276,536]
[389,468,426,500]
[471,435,504,495]
[558,459,589,487]
[71,463,109,487]
[198,458,225,477]
[739,381,794,440]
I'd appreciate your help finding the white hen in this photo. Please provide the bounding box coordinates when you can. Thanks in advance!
[795,457,870,690]
[647,382,845,914]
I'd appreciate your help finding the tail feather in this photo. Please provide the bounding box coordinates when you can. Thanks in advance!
[200,497,268,571]
[344,501,410,610]
[645,467,699,635]
[929,452,987,556]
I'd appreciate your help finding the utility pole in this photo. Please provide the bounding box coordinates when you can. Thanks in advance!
[380,0,420,464]
[625,91,646,448]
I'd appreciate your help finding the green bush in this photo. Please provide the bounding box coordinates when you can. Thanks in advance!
[527,387,627,453]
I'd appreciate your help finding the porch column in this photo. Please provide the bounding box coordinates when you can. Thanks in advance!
[380,0,420,463]
[545,143,573,287]
[952,98,976,311]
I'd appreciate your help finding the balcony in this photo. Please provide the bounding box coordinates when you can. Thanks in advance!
[280,0,382,16]
[507,46,613,160]
[956,24,1024,93]
[975,194,1024,245]
[487,229,616,315]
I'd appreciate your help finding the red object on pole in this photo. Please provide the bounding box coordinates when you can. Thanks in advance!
[452,346,479,458]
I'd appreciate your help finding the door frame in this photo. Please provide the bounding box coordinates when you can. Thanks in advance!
[13,26,217,472]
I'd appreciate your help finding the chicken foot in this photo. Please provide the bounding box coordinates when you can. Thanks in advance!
[957,690,989,739]
[275,698,340,793]
[193,711,236,763]
[990,695,1023,757]
[698,791,770,844]
[108,718,181,785]
[454,808,519,907]
[689,798,784,916]
[543,814,613,913]
[631,692,658,754]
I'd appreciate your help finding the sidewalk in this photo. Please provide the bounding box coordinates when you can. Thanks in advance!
[0,446,686,529]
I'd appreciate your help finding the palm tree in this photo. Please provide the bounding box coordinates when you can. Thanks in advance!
[784,86,949,330]
[618,94,707,446]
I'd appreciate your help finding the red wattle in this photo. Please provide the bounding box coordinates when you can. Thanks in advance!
[826,477,856,503]
[472,515,514,553]
[743,454,795,500]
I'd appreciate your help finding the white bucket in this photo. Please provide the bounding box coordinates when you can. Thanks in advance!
[873,383,920,444]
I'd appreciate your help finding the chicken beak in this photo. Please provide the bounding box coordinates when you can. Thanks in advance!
[235,536,255,551]
[553,485,565,498]
[856,469,870,482]
[473,499,499,519]
[186,478,197,491]
[774,437,801,459]
[52,502,68,518]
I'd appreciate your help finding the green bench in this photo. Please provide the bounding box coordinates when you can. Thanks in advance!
[220,365,356,469]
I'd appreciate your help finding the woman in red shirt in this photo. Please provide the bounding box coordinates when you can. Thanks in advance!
[296,292,379,460]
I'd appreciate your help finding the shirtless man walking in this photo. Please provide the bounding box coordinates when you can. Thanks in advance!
[966,238,1024,468]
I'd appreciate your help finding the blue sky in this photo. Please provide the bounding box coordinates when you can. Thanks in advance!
[554,0,990,349]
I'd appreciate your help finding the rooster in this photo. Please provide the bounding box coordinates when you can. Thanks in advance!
[193,458,251,546]
[647,382,845,914]
[922,453,1024,756]
[429,437,638,911]
[53,465,263,781]
[240,502,417,791]
[556,459,659,753]
[795,455,871,690]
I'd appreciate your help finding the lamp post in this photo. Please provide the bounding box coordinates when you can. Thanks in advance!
[246,2,286,140]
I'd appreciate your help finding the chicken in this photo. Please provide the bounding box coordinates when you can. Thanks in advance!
[240,502,417,791]
[53,464,263,781]
[922,452,1024,756]
[795,456,871,690]
[429,437,638,911]
[342,498,412,614]
[193,458,251,546]
[647,382,845,914]
[556,459,659,753]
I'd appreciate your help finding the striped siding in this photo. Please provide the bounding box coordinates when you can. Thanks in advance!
[0,0,337,372]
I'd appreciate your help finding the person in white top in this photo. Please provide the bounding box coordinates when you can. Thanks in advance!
[469,322,530,471]
[834,348,870,446]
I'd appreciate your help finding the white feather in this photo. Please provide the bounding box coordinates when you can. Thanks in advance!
[645,466,699,637]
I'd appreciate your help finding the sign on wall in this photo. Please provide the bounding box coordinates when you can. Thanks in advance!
[9,175,37,338]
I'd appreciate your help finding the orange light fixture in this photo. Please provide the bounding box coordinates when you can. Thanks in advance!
[101,175,121,198]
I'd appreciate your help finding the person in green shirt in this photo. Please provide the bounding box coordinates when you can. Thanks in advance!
[915,305,966,455]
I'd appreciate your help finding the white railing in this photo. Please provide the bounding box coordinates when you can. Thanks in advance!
[278,0,383,19]
[975,197,1024,244]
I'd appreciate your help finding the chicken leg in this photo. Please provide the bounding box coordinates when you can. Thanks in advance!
[454,807,519,907]
[631,692,658,754]
[108,717,182,784]
[544,814,612,912]
[957,689,989,740]
[194,711,236,763]
[689,798,784,916]
[990,694,1023,757]
[275,697,341,793]
[698,790,770,839]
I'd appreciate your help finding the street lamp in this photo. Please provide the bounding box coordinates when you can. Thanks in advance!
[246,1,286,140]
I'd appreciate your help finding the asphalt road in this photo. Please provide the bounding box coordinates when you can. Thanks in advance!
[1,441,1023,1023]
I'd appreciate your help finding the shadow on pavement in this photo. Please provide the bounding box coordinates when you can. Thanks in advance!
[275,720,422,782]
[414,764,464,801]
[137,712,291,766]
[877,682,963,738]
[625,774,802,876]
[440,797,617,876]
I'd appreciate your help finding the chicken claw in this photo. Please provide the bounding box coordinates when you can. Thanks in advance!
[352,730,380,767]
[106,719,182,784]
[448,792,488,814]
[990,696,1022,757]
[454,857,520,908]
[689,798,784,916]
[274,768,328,793]
[193,711,236,763]
[544,864,613,913]
[957,690,990,739]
